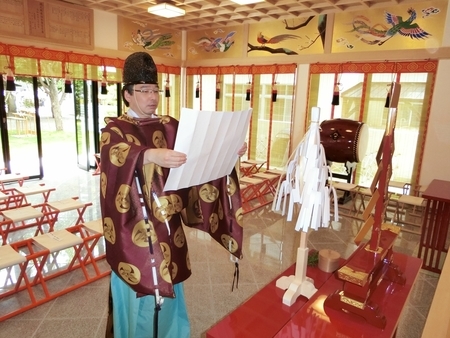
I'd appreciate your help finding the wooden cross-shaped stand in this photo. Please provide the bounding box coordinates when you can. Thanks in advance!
[276,230,317,306]
[274,107,332,306]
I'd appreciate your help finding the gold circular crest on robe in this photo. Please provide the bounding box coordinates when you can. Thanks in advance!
[100,172,107,199]
[125,133,142,146]
[143,162,163,178]
[186,252,191,271]
[221,234,238,253]
[227,176,237,196]
[235,207,244,227]
[170,194,183,213]
[155,164,163,176]
[100,132,111,151]
[115,184,131,213]
[160,242,171,263]
[110,126,124,138]
[159,116,171,124]
[173,226,186,248]
[147,221,157,244]
[142,184,151,206]
[152,194,182,222]
[199,184,219,203]
[118,262,141,285]
[103,217,116,244]
[152,196,172,223]
[210,213,219,233]
[160,261,171,283]
[132,220,150,248]
[109,142,131,167]
[188,187,203,221]
[171,262,178,280]
[152,130,167,149]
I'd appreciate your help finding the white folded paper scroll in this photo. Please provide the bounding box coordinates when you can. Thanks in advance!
[163,107,252,191]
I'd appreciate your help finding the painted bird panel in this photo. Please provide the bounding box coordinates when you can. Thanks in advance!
[382,7,431,44]
[257,32,300,46]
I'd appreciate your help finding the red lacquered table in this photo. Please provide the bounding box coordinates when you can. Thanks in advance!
[206,260,340,338]
[206,253,421,338]
[275,253,421,337]
[418,179,450,273]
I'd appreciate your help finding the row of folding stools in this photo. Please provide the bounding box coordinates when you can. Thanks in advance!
[0,219,108,321]
[0,184,56,211]
[239,170,284,213]
[0,197,93,246]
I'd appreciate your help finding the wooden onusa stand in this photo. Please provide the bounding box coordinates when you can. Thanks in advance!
[324,83,406,328]
[276,231,317,305]
[273,107,337,306]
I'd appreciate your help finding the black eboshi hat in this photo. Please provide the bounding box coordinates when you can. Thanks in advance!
[122,52,158,86]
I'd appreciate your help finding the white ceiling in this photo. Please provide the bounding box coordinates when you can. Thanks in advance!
[61,0,426,31]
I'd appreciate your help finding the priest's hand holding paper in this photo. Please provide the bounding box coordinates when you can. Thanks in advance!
[144,148,187,168]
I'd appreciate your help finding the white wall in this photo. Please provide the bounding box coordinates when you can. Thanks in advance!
[443,2,450,47]
[93,10,118,50]
[420,59,450,187]
[419,6,450,187]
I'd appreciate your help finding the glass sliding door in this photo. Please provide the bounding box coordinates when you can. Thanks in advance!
[37,76,77,178]
[2,76,41,178]
[1,76,115,179]
[1,74,86,180]
[74,80,104,172]
[74,80,90,171]
[0,79,9,173]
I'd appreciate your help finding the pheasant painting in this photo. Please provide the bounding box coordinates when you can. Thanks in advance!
[257,32,300,46]
[381,7,431,45]
[248,16,324,56]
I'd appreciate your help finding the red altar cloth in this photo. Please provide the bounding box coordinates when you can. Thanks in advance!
[207,252,421,338]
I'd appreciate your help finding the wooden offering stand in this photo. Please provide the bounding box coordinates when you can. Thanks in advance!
[324,83,405,329]
[324,224,405,328]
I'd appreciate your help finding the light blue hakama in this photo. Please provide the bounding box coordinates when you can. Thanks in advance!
[111,272,190,338]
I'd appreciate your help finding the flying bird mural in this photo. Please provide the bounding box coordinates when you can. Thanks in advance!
[257,32,300,46]
[247,16,326,56]
[346,7,431,46]
[193,31,236,53]
[131,29,175,50]
[381,8,431,44]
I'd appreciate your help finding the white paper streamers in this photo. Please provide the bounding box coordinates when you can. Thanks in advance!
[272,107,338,232]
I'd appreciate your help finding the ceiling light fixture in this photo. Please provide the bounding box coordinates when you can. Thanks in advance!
[230,0,265,5]
[147,3,185,18]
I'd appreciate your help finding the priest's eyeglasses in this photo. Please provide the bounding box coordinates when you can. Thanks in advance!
[134,88,161,95]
